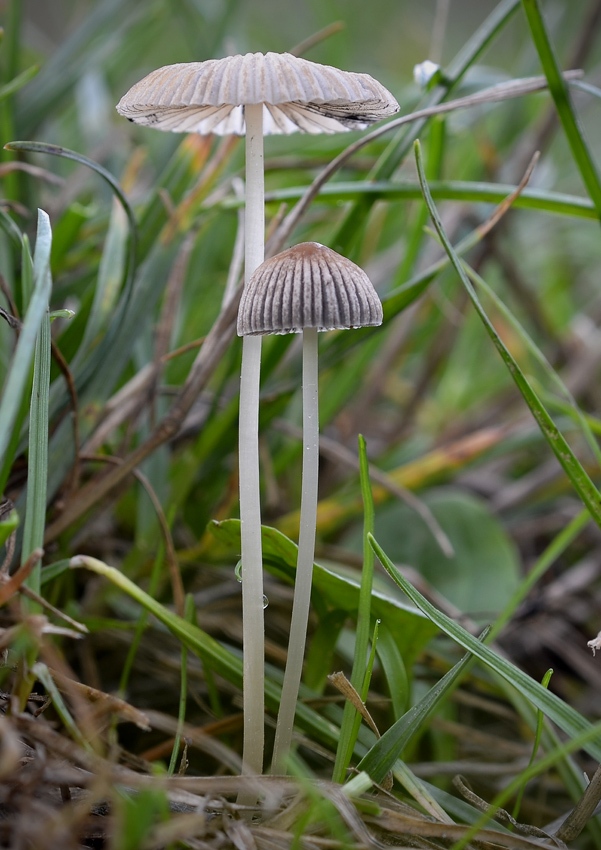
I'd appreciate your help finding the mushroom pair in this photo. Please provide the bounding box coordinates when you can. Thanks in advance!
[117,50,398,777]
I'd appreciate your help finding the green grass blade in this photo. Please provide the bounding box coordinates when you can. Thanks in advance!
[168,593,195,776]
[210,520,437,666]
[118,543,165,697]
[263,180,597,220]
[0,509,18,549]
[395,116,446,285]
[332,0,521,253]
[393,762,455,824]
[511,668,552,821]
[33,662,89,749]
[414,139,601,531]
[21,311,50,591]
[344,620,380,776]
[21,211,53,594]
[80,200,129,352]
[451,716,601,850]
[489,509,590,642]
[368,533,601,763]
[5,141,138,271]
[522,0,601,217]
[375,625,409,720]
[0,64,39,103]
[0,225,49,474]
[464,263,601,469]
[0,206,24,245]
[70,555,343,752]
[333,435,377,782]
[357,637,481,784]
[372,0,522,182]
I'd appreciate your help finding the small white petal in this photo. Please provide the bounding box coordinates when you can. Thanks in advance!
[413,60,441,89]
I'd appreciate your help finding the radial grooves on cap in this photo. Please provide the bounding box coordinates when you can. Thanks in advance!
[117,52,399,137]
[237,242,383,335]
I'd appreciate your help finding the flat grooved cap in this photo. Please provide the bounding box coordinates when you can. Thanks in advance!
[116,52,399,136]
[237,242,383,335]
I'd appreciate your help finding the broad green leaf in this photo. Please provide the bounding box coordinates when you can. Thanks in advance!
[304,610,347,693]
[348,488,521,616]
[209,519,438,664]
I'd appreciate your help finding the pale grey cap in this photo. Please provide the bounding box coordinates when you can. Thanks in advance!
[116,52,399,136]
[237,242,383,335]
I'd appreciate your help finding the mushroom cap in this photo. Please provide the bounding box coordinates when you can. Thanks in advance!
[116,52,399,136]
[237,242,383,335]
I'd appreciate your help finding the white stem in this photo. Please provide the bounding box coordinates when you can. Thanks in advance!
[239,103,265,782]
[272,326,319,774]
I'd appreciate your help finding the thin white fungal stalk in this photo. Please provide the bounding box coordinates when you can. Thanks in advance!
[238,103,265,781]
[272,326,319,774]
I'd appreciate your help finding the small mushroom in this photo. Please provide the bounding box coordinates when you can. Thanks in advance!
[238,241,382,773]
[117,52,397,779]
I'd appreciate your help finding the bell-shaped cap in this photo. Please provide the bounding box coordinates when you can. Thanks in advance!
[116,52,399,136]
[237,242,382,335]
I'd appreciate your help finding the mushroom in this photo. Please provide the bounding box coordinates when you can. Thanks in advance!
[116,52,398,778]
[238,241,383,773]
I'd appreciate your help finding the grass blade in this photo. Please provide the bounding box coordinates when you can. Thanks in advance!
[0,227,49,477]
[332,0,521,253]
[511,668,552,821]
[368,533,601,764]
[489,509,590,642]
[263,180,598,220]
[0,64,39,103]
[21,211,52,594]
[357,636,482,784]
[333,435,377,782]
[69,554,343,752]
[522,0,601,217]
[414,139,601,531]
[5,142,137,253]
[168,594,195,776]
[464,262,601,469]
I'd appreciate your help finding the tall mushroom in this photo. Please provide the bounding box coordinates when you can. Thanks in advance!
[238,241,383,773]
[116,52,398,778]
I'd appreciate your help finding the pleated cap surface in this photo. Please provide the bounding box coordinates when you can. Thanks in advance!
[116,52,399,136]
[237,242,383,335]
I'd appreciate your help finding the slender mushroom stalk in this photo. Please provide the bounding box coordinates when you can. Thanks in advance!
[238,104,265,776]
[116,53,398,780]
[238,242,383,773]
[271,325,319,774]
